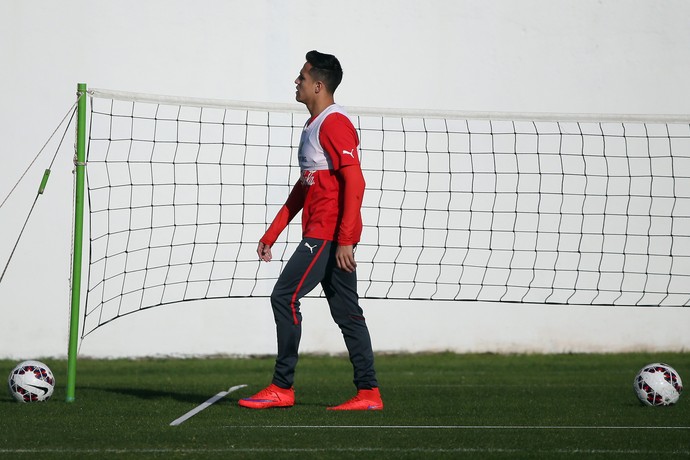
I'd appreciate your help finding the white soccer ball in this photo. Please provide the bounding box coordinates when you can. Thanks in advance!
[633,362,683,406]
[7,360,55,403]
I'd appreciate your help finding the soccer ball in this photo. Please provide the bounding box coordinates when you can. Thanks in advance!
[7,360,55,403]
[633,362,683,406]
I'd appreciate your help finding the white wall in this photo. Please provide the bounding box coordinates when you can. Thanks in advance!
[1,0,689,359]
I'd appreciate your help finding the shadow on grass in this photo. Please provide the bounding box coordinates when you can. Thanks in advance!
[80,385,229,404]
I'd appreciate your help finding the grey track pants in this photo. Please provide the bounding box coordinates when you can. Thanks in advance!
[270,237,378,390]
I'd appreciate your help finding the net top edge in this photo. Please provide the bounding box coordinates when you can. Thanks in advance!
[88,88,690,124]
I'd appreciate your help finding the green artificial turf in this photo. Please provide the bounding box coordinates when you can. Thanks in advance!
[1,353,688,459]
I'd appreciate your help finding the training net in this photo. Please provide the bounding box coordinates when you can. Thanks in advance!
[82,88,690,336]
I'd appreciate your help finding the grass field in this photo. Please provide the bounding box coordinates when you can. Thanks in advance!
[1,353,689,458]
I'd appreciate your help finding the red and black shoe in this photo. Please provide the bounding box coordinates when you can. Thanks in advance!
[238,384,295,409]
[327,388,383,411]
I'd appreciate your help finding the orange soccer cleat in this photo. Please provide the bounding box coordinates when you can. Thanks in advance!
[238,384,295,409]
[327,387,383,411]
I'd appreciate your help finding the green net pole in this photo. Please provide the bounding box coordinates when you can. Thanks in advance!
[66,83,87,402]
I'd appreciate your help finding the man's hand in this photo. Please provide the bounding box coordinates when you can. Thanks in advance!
[257,241,273,262]
[335,244,357,273]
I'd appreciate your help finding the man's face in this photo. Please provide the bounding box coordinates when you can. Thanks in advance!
[295,62,316,104]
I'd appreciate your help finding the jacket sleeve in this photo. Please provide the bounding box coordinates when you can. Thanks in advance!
[260,180,305,246]
[336,164,365,245]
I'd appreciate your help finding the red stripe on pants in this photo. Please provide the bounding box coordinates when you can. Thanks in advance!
[290,241,327,325]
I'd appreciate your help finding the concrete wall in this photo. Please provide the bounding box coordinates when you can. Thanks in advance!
[1,0,689,359]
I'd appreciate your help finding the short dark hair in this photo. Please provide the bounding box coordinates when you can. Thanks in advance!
[306,50,343,94]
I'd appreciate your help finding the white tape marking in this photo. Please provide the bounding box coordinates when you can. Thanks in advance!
[170,384,247,426]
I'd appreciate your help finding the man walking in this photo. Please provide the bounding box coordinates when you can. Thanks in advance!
[238,50,382,411]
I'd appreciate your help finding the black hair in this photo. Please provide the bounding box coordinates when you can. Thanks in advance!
[305,50,343,93]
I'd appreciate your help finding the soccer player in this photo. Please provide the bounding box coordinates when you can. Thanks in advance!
[238,50,383,411]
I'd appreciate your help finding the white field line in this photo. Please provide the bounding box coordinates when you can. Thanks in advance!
[169,384,247,426]
[222,425,690,430]
[1,447,689,455]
